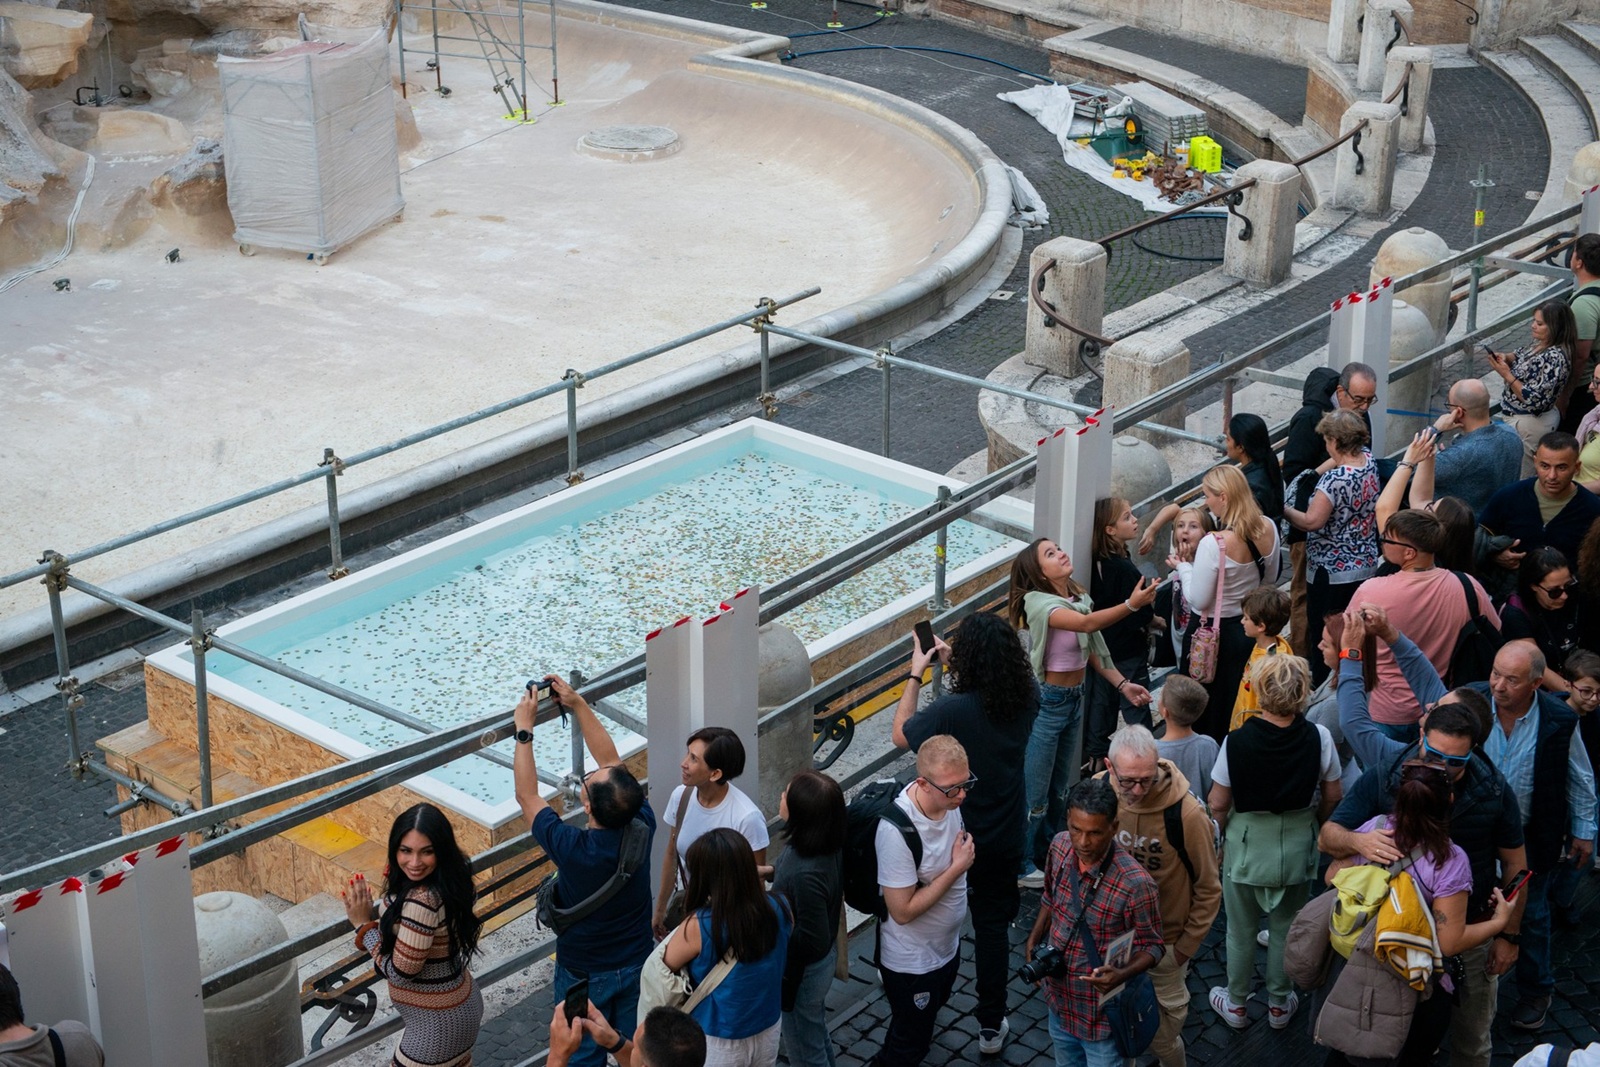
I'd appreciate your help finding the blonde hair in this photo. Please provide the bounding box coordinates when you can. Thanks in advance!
[1202,465,1269,546]
[916,734,969,778]
[1252,655,1311,716]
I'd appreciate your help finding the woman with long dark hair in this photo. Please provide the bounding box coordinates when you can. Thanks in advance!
[1084,496,1156,764]
[1489,300,1577,476]
[662,828,790,1066]
[1319,762,1511,1067]
[892,611,1039,1053]
[773,771,846,1067]
[344,803,483,1067]
[1227,412,1285,521]
[1502,546,1582,691]
[1007,539,1156,885]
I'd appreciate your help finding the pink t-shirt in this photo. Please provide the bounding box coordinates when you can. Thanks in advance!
[1043,623,1088,673]
[1350,568,1501,725]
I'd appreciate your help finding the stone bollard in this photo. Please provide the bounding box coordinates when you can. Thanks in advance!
[1333,101,1402,215]
[1357,0,1413,92]
[1223,160,1302,287]
[1104,333,1190,443]
[1567,142,1600,209]
[1327,0,1363,62]
[1383,46,1432,153]
[754,622,814,828]
[196,892,304,1067]
[1025,237,1107,378]
[1372,227,1451,340]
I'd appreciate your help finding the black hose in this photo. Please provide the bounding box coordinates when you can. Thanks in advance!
[1128,212,1227,262]
[790,14,887,36]
[782,44,1056,83]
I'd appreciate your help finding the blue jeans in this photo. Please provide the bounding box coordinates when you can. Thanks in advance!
[781,948,837,1067]
[554,959,644,1067]
[1515,868,1554,997]
[1024,681,1084,870]
[1047,1012,1121,1067]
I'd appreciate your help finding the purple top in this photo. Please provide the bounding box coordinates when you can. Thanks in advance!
[1354,815,1473,904]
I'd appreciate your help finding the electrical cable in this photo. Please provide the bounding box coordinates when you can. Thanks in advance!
[788,14,886,37]
[1130,213,1226,262]
[0,155,95,295]
[782,44,1054,84]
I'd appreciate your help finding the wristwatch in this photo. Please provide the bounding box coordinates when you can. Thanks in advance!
[1340,648,1363,661]
[514,728,534,745]
[605,1034,629,1054]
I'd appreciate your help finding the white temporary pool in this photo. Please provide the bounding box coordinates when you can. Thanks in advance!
[146,421,1030,825]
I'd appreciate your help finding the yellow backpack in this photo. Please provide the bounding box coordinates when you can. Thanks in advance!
[1328,849,1419,959]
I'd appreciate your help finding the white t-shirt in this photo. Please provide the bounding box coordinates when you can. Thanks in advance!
[875,785,967,974]
[664,783,770,885]
[1212,722,1342,798]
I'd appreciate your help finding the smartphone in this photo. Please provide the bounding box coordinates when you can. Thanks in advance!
[914,620,936,654]
[1481,344,1497,359]
[1501,868,1533,902]
[563,979,589,1024]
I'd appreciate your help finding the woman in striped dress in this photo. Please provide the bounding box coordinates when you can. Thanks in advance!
[345,803,484,1066]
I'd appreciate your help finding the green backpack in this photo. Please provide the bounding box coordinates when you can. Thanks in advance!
[1328,848,1420,959]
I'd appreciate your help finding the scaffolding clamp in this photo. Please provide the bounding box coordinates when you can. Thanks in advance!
[874,343,893,368]
[563,368,586,389]
[38,549,70,592]
[750,295,777,332]
[54,673,85,715]
[319,448,347,476]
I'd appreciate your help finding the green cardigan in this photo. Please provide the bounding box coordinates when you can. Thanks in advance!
[1022,590,1110,681]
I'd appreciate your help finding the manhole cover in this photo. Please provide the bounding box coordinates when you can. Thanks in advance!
[578,124,681,161]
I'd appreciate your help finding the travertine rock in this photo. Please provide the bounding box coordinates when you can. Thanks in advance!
[92,107,192,156]
[151,135,226,214]
[106,0,388,34]
[0,1,94,89]
[0,63,59,225]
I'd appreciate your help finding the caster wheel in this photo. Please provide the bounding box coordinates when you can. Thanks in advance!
[238,243,255,256]
[313,252,330,266]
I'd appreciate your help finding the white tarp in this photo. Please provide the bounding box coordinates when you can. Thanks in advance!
[219,22,403,256]
[999,84,1224,215]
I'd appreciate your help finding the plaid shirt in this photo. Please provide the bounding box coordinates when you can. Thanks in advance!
[1040,838,1165,1041]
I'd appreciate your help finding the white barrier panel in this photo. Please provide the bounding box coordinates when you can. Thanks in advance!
[703,587,761,805]
[1355,277,1395,455]
[1033,409,1114,575]
[1583,184,1598,237]
[1327,289,1362,367]
[85,862,156,1066]
[2,876,95,1033]
[645,615,700,895]
[127,839,207,1065]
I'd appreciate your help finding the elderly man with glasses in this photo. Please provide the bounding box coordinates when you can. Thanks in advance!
[1324,605,1531,1067]
[1093,725,1219,1067]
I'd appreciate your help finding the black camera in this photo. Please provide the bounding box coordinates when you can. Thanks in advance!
[1017,944,1068,983]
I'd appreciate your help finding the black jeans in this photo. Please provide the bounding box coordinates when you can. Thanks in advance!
[966,845,1022,1031]
[873,954,960,1067]
[1083,653,1153,763]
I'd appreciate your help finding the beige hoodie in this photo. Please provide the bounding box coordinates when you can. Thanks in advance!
[1096,759,1223,958]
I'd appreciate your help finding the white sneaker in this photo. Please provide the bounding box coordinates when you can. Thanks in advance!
[1256,928,1270,948]
[1018,868,1046,890]
[978,1017,1009,1055]
[1209,987,1250,1030]
[1268,991,1299,1030]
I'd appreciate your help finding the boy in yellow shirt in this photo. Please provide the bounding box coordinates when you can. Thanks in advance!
[1230,586,1292,731]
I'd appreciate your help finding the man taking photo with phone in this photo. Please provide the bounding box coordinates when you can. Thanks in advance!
[514,676,655,1067]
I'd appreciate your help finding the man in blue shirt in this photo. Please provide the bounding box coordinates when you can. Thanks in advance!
[1473,642,1596,1031]
[1425,378,1524,513]
[515,676,656,1067]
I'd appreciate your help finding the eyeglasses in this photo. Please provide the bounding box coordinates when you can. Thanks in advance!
[1378,536,1416,552]
[1345,392,1377,408]
[927,775,978,798]
[1419,736,1472,769]
[1589,379,1600,391]
[1109,767,1157,792]
[1537,578,1579,598]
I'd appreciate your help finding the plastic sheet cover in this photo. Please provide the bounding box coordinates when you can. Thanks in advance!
[219,23,403,256]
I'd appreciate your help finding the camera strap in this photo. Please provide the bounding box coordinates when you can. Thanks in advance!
[1063,848,1117,967]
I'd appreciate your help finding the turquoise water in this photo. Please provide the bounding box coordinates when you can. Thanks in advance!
[202,440,1019,808]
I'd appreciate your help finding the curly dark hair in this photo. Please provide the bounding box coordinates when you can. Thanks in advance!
[946,611,1038,724]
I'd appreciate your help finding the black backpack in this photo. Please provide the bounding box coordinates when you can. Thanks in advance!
[842,779,921,919]
[1445,570,1503,687]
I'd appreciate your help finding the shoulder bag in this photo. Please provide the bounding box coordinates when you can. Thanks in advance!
[1066,860,1160,1058]
[637,919,737,1018]
[1187,535,1228,684]
[659,786,697,929]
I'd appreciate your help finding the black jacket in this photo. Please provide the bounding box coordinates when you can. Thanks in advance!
[1282,367,1341,484]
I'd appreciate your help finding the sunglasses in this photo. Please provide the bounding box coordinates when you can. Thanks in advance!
[1378,536,1416,551]
[1537,578,1579,598]
[1419,736,1471,769]
[927,775,978,798]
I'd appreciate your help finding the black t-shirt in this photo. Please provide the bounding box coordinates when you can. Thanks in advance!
[1090,554,1153,662]
[903,686,1038,853]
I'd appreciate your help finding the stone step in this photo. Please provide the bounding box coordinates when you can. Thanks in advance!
[1519,33,1600,147]
[1558,19,1600,63]
[1476,48,1594,217]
